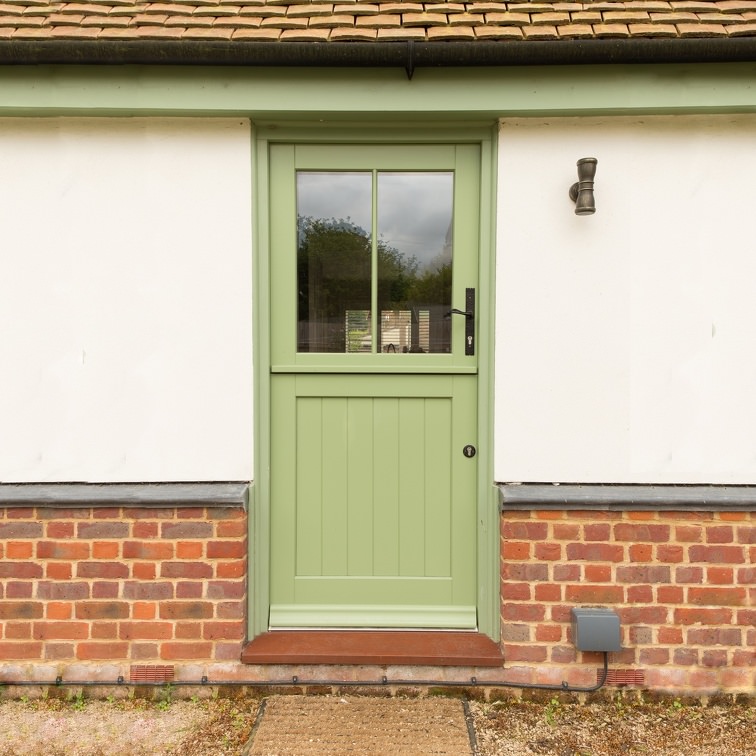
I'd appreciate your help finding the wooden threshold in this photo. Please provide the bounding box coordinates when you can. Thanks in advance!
[241,630,503,666]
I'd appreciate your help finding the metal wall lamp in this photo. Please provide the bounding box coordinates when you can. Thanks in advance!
[569,157,598,215]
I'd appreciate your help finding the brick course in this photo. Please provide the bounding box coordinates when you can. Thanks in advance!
[500,510,755,695]
[0,505,246,667]
[1,503,753,695]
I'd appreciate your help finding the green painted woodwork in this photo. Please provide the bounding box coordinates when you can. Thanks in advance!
[269,604,476,629]
[270,143,480,373]
[253,125,498,640]
[477,130,499,642]
[268,142,481,629]
[251,125,272,639]
[0,64,755,117]
[269,375,478,628]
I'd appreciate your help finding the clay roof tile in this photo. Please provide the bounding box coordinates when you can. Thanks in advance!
[0,0,753,46]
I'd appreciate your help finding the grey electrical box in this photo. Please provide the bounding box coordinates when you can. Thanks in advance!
[571,608,621,652]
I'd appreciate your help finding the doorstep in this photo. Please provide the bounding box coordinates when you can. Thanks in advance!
[240,630,503,666]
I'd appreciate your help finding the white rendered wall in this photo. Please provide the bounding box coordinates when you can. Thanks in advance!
[0,118,253,482]
[496,115,756,484]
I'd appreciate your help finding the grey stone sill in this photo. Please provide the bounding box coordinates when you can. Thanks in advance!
[499,483,756,511]
[0,482,250,508]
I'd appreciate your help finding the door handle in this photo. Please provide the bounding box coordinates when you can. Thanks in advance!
[445,288,475,356]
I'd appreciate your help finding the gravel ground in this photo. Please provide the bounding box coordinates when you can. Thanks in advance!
[469,697,756,756]
[0,692,753,756]
[0,696,257,756]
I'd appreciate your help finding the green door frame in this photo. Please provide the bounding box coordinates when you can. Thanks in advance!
[250,123,499,642]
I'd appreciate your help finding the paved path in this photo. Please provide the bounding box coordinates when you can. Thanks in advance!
[245,694,475,756]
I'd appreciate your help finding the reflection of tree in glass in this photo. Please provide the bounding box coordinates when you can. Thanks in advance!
[297,216,451,353]
[298,215,454,310]
[298,215,422,310]
[406,263,451,306]
[297,216,373,323]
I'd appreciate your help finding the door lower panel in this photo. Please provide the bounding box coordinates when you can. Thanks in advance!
[269,374,477,629]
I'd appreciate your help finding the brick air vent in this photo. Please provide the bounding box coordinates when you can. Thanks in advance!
[599,668,646,687]
[130,665,175,683]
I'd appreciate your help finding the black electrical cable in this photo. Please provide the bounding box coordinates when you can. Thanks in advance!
[1,652,609,694]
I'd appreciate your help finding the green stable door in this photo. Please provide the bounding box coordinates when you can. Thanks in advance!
[268,143,480,629]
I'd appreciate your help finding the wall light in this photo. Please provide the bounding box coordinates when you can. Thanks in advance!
[569,157,598,215]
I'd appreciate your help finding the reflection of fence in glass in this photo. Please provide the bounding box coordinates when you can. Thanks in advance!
[380,310,410,353]
[379,310,431,353]
[346,310,372,353]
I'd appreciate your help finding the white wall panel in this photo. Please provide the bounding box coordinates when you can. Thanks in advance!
[496,115,756,484]
[0,118,252,482]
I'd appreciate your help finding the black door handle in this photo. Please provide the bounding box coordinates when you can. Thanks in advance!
[446,288,475,356]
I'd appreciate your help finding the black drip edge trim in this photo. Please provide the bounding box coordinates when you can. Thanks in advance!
[0,38,755,68]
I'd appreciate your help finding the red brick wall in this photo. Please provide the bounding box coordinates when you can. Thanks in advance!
[0,506,246,667]
[500,510,755,695]
[1,503,753,696]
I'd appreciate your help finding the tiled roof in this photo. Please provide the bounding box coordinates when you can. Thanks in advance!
[0,1,755,44]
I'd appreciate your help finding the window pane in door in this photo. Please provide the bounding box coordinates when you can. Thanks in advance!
[297,172,372,353]
[377,172,453,354]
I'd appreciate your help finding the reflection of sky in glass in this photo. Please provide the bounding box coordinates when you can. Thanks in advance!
[379,173,453,272]
[297,172,372,233]
[296,171,453,273]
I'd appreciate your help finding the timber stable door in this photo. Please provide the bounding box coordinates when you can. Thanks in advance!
[269,144,480,629]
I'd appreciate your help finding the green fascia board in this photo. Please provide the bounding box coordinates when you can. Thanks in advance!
[0,63,755,117]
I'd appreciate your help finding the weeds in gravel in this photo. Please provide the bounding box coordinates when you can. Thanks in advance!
[612,693,626,716]
[68,692,87,712]
[544,697,562,726]
[156,684,174,712]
